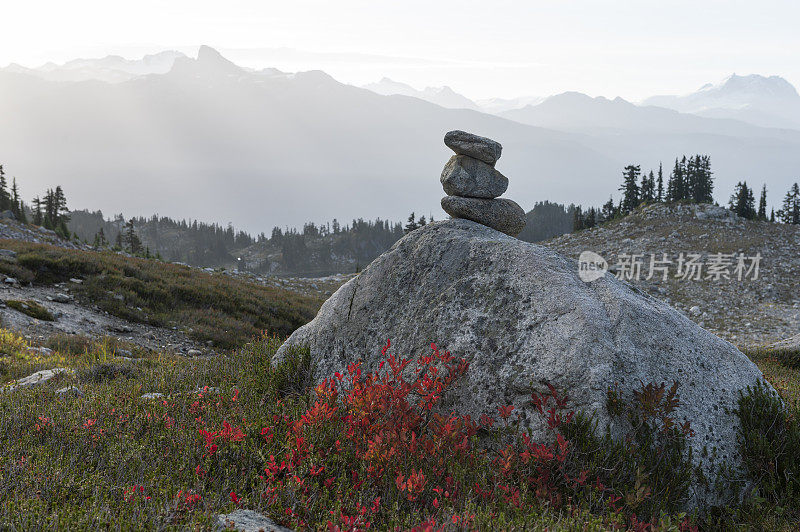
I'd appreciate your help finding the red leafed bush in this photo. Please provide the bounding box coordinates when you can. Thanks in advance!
[251,340,697,531]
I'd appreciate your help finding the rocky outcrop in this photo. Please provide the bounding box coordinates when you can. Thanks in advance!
[274,218,773,507]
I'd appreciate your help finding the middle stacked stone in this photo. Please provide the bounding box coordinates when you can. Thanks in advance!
[440,130,526,237]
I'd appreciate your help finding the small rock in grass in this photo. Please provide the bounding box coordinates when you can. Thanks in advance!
[193,386,220,395]
[186,348,203,357]
[217,509,293,532]
[140,392,165,400]
[27,346,54,355]
[56,386,84,397]
[3,368,72,393]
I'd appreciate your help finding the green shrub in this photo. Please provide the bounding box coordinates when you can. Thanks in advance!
[736,381,800,504]
[6,299,54,321]
[44,333,94,356]
[745,346,800,370]
[79,362,141,383]
[268,344,313,399]
[562,381,695,520]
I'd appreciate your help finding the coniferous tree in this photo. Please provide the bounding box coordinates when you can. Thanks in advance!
[11,178,26,223]
[572,206,584,231]
[93,227,108,248]
[0,165,10,211]
[757,184,768,221]
[123,219,143,254]
[770,208,775,223]
[32,196,43,225]
[687,155,714,203]
[780,183,800,224]
[404,212,419,234]
[601,196,617,221]
[666,157,686,202]
[585,207,597,229]
[729,181,757,220]
[656,162,664,202]
[619,164,641,214]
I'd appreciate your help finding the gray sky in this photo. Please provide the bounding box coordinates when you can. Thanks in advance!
[3,0,799,100]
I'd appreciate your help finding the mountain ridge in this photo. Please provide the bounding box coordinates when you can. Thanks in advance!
[3,48,800,233]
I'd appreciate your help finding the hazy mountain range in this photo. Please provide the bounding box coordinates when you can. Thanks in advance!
[2,46,800,232]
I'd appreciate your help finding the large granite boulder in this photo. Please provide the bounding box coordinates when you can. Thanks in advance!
[274,219,771,506]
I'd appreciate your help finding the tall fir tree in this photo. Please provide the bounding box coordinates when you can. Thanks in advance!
[123,219,143,254]
[601,196,617,221]
[572,206,584,231]
[640,170,656,203]
[404,212,419,234]
[32,196,43,225]
[10,178,26,223]
[729,181,757,220]
[780,183,800,224]
[656,162,664,202]
[619,164,641,214]
[757,184,768,221]
[688,155,714,203]
[0,165,10,211]
[666,157,686,202]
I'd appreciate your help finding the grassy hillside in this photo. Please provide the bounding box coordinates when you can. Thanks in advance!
[0,240,321,348]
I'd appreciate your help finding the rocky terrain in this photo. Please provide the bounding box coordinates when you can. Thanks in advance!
[0,282,207,355]
[545,202,800,347]
[0,218,85,249]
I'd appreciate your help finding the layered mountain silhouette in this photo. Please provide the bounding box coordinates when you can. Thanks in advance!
[362,78,479,110]
[2,48,800,232]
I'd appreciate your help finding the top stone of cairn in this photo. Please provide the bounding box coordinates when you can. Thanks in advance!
[444,130,503,166]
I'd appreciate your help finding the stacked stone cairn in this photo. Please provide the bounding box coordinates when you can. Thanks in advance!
[440,130,526,237]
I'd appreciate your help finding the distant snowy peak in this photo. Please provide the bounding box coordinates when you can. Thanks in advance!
[475,96,544,114]
[362,77,417,96]
[1,50,187,83]
[643,74,800,129]
[701,74,799,99]
[169,45,246,78]
[362,77,478,110]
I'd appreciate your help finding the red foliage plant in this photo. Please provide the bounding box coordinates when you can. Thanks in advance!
[198,340,697,531]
